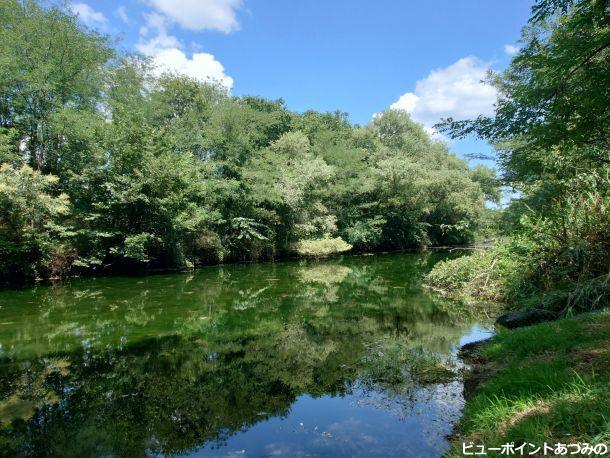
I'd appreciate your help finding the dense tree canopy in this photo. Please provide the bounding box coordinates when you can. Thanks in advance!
[0,0,495,282]
[439,0,609,184]
[431,0,609,312]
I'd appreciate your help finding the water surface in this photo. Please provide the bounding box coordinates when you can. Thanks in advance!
[0,252,490,457]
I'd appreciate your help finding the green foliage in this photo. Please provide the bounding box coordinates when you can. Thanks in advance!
[343,217,386,250]
[426,183,610,311]
[294,236,352,258]
[470,165,502,204]
[430,0,610,313]
[427,158,610,313]
[0,165,71,280]
[425,246,525,303]
[0,128,19,165]
[121,233,159,262]
[0,0,113,173]
[0,0,492,282]
[438,0,610,170]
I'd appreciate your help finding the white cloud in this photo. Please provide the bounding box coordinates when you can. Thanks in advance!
[136,13,181,55]
[151,48,233,88]
[392,92,419,113]
[116,6,129,24]
[136,13,233,89]
[504,44,519,55]
[390,56,497,129]
[147,0,243,33]
[69,3,107,27]
[423,126,445,142]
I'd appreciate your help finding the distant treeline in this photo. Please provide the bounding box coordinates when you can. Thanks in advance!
[0,0,498,282]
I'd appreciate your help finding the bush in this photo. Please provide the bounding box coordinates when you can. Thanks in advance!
[425,187,610,313]
[424,246,523,303]
[0,165,72,281]
[293,236,352,258]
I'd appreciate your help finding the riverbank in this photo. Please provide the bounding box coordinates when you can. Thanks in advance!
[450,311,610,456]
[1,245,472,290]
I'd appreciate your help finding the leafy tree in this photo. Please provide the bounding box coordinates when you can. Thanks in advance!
[0,0,493,281]
[0,0,113,173]
[0,165,71,280]
[438,0,609,184]
[430,0,610,312]
[470,165,501,204]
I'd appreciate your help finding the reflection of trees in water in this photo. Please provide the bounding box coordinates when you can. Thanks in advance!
[0,253,485,455]
[0,253,478,360]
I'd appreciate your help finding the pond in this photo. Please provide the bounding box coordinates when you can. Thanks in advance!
[0,252,491,457]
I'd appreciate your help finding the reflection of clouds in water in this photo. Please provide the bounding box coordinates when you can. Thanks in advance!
[350,379,464,452]
[263,443,292,456]
[222,450,246,457]
[328,416,362,430]
[313,419,373,455]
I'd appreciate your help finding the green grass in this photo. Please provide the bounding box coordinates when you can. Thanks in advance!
[425,240,610,313]
[450,311,610,456]
[424,246,524,304]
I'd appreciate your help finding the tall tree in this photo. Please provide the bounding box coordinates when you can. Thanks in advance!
[0,0,113,172]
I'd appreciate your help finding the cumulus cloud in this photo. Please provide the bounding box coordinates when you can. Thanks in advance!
[69,3,107,27]
[390,56,497,129]
[151,48,233,88]
[136,13,181,55]
[504,44,519,55]
[392,92,419,113]
[147,0,243,33]
[136,13,233,89]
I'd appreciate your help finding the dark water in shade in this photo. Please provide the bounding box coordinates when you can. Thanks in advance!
[0,252,491,457]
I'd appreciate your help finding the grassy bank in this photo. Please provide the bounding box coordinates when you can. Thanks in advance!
[425,239,610,314]
[450,311,610,456]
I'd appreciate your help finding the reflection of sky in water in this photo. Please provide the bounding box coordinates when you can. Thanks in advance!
[195,325,490,458]
[197,391,454,457]
[458,324,494,347]
[0,252,493,457]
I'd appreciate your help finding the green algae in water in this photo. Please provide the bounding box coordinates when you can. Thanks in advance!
[0,252,492,457]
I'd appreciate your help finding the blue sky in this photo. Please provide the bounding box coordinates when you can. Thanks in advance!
[67,0,534,162]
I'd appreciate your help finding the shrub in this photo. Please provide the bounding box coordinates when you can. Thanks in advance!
[424,247,523,303]
[0,165,72,281]
[294,236,352,258]
[425,187,610,313]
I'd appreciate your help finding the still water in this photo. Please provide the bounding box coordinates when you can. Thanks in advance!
[0,252,491,457]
